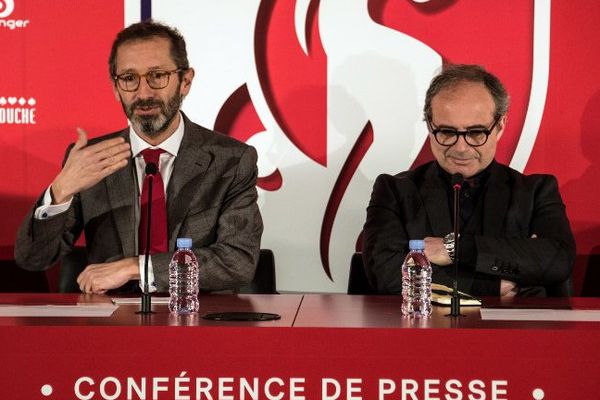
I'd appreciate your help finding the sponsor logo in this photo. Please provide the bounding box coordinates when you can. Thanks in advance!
[0,96,36,124]
[0,0,14,18]
[0,0,30,30]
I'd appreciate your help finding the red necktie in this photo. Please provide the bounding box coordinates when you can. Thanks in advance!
[139,148,168,254]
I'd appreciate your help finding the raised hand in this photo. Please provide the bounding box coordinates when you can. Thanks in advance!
[50,128,131,204]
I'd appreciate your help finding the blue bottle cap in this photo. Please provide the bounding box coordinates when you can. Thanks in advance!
[176,238,193,249]
[408,239,425,250]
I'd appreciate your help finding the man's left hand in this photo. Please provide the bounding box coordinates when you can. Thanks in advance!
[77,257,140,294]
[424,237,452,266]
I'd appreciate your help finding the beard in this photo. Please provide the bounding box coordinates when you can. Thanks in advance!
[122,90,183,138]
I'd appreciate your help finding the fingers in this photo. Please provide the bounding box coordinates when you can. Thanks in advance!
[71,127,130,160]
[83,141,131,174]
[78,268,106,294]
[57,133,131,197]
[101,158,130,177]
[73,127,88,150]
[79,137,130,161]
[77,264,106,294]
[77,270,90,293]
[76,259,136,294]
[95,144,132,171]
[94,146,131,181]
[86,136,130,154]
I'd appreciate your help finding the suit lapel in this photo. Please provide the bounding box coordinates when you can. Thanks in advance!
[420,163,453,237]
[482,161,510,236]
[166,119,211,249]
[105,130,138,257]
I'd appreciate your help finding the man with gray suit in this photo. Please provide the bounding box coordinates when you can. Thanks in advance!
[15,21,263,294]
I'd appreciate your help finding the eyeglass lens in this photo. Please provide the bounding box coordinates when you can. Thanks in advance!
[436,129,489,146]
[116,70,176,91]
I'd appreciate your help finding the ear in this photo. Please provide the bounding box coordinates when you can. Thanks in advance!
[112,80,121,102]
[180,68,195,96]
[428,132,437,150]
[495,115,507,141]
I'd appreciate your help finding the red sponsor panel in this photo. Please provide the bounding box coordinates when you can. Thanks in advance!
[0,326,599,399]
[525,2,600,294]
[1,294,599,398]
[0,0,125,257]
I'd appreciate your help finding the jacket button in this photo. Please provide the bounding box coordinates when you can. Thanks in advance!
[491,266,499,272]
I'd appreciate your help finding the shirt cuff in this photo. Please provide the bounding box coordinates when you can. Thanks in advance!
[138,255,157,293]
[34,187,72,219]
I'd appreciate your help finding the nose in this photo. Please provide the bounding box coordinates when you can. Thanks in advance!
[452,135,470,153]
[136,77,155,98]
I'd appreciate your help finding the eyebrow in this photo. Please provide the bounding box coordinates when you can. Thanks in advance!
[436,123,490,130]
[116,66,173,75]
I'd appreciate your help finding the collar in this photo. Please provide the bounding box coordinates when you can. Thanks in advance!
[129,112,185,158]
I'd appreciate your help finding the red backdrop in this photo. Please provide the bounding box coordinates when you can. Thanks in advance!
[1,0,599,294]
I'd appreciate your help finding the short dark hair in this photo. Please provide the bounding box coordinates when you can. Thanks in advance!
[423,64,509,122]
[108,20,189,78]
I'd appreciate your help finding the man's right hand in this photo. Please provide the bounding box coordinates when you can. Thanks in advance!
[50,128,131,204]
[424,236,452,266]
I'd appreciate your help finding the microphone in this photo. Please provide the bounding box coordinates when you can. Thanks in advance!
[451,173,463,191]
[140,162,157,314]
[449,173,463,317]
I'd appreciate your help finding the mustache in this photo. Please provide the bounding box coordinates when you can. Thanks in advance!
[131,98,164,109]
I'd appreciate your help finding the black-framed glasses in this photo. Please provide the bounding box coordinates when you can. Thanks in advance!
[427,117,500,147]
[113,69,182,92]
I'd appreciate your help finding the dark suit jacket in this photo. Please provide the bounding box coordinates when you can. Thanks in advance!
[15,114,263,292]
[363,161,575,296]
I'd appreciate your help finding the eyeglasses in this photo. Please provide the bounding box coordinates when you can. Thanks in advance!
[427,117,500,147]
[113,69,182,92]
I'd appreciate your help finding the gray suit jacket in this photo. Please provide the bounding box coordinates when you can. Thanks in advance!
[363,161,576,296]
[15,114,263,292]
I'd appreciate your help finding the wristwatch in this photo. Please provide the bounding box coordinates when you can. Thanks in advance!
[443,233,457,262]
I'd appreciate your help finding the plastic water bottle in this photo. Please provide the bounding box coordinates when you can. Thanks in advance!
[401,239,432,317]
[169,238,199,314]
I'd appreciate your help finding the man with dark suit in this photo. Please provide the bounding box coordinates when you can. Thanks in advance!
[15,21,263,294]
[363,64,575,296]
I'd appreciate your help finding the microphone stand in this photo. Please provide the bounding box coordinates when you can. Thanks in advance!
[449,174,464,317]
[138,164,156,315]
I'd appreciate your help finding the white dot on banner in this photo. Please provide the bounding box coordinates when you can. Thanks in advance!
[532,388,545,399]
[41,384,53,396]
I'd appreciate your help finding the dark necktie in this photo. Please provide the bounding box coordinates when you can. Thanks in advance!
[138,148,168,254]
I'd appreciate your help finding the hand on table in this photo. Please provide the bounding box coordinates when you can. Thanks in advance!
[77,257,140,294]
